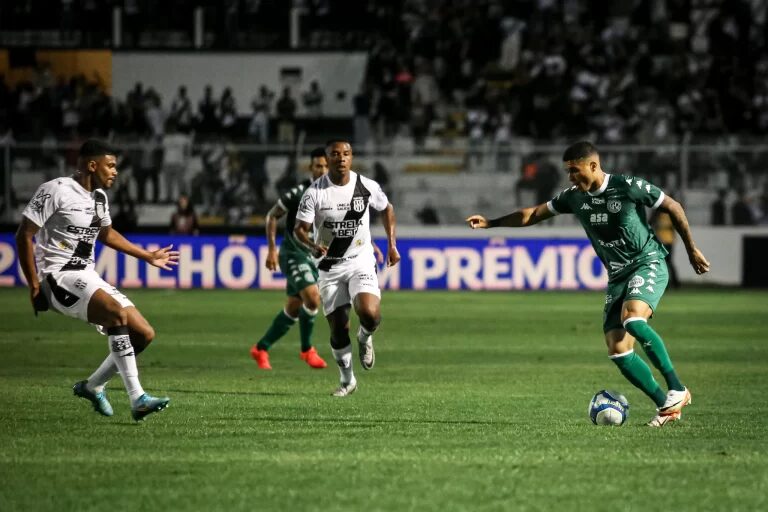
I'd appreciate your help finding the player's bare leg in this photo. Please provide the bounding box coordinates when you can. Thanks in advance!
[77,289,169,421]
[328,305,356,396]
[78,305,156,403]
[353,292,381,370]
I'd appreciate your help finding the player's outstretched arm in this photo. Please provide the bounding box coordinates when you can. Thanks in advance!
[658,196,710,275]
[98,226,180,270]
[467,203,554,229]
[264,203,287,271]
[381,203,400,267]
[15,217,45,312]
[294,220,326,258]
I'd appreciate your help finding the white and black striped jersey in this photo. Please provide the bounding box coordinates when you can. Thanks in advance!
[22,177,112,274]
[295,171,388,270]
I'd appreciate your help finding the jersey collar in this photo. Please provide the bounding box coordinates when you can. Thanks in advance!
[587,173,611,196]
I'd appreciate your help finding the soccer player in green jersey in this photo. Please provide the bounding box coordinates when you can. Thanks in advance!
[467,141,711,427]
[250,148,330,370]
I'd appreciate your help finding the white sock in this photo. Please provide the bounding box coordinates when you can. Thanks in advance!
[86,355,117,393]
[331,345,354,385]
[108,326,145,403]
[357,325,373,343]
[301,304,318,316]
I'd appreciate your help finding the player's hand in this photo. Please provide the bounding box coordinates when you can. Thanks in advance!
[147,244,180,271]
[466,215,489,229]
[689,247,710,275]
[387,245,401,267]
[372,243,384,264]
[30,285,48,316]
[312,244,328,259]
[265,247,279,272]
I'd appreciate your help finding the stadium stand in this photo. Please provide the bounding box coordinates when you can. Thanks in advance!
[1,0,767,227]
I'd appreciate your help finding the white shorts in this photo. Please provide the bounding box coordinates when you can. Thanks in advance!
[318,257,380,315]
[41,269,134,322]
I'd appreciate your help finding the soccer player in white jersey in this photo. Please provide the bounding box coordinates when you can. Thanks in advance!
[294,140,400,397]
[15,140,178,422]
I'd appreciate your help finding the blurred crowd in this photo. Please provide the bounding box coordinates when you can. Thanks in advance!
[2,0,768,226]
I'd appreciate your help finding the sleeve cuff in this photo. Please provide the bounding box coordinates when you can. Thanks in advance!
[546,201,559,215]
[652,192,665,210]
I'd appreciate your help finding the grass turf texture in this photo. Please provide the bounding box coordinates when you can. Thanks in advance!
[1,288,766,512]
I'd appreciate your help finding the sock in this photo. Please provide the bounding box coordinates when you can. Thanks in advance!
[107,326,145,403]
[86,355,117,393]
[610,349,666,407]
[624,317,685,391]
[256,309,297,351]
[298,305,317,352]
[331,345,354,385]
[357,325,373,343]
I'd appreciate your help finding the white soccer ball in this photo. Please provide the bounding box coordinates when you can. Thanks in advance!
[589,389,629,426]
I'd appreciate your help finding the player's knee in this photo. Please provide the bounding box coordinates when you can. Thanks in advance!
[357,308,381,330]
[102,305,129,328]
[303,294,321,311]
[140,325,156,344]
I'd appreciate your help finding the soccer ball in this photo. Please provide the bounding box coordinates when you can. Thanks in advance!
[589,389,629,426]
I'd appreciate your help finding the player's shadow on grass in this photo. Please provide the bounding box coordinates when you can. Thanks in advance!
[164,387,295,397]
[241,416,517,426]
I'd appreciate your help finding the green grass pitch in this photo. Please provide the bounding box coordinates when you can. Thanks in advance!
[1,288,767,511]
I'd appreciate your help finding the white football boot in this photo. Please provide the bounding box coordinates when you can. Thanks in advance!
[357,326,375,370]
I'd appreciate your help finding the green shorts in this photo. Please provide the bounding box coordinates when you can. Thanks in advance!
[279,249,319,297]
[603,259,669,332]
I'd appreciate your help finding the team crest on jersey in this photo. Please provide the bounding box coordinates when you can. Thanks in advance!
[95,202,106,219]
[607,199,622,213]
[352,197,365,212]
[628,275,645,288]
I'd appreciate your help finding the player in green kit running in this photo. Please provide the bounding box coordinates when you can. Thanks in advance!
[250,148,330,370]
[467,141,711,427]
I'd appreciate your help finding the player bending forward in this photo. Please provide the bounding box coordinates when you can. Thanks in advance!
[15,140,177,422]
[467,141,710,427]
[294,140,400,396]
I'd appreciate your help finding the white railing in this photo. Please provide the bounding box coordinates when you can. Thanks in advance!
[2,139,767,226]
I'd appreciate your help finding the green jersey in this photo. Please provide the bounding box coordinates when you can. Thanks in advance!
[547,173,668,279]
[277,180,312,256]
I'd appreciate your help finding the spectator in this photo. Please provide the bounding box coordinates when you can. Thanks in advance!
[134,133,162,204]
[276,87,297,146]
[169,86,194,133]
[302,80,324,118]
[220,87,238,137]
[248,87,272,144]
[197,85,220,134]
[732,189,756,225]
[161,120,192,203]
[170,194,199,235]
[711,189,727,225]
[111,185,138,233]
[275,153,298,196]
[416,201,440,225]
[247,150,269,208]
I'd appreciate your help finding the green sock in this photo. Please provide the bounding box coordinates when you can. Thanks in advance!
[610,350,666,407]
[298,305,317,352]
[624,318,685,391]
[256,310,297,351]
